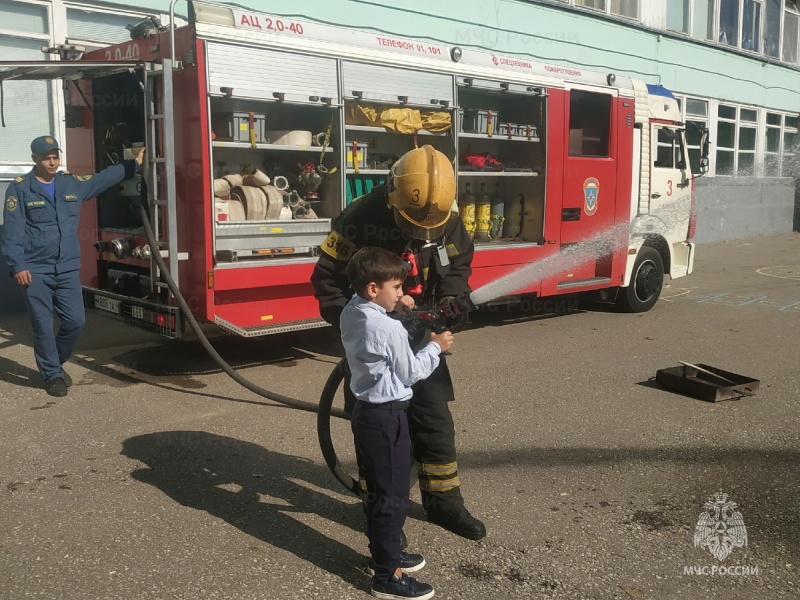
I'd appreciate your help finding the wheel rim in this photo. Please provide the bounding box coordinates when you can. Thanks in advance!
[634,260,660,302]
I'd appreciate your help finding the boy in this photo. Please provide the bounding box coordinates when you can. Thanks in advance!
[341,247,454,600]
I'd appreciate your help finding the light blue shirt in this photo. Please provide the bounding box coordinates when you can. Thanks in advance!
[341,294,441,404]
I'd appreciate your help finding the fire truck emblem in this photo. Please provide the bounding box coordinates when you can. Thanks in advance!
[583,177,599,216]
[491,55,499,66]
[694,491,748,561]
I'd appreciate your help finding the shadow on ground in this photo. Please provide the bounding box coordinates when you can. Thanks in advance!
[122,431,368,589]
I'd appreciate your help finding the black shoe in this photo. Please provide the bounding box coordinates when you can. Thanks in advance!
[427,506,486,540]
[45,378,68,398]
[61,370,73,388]
[371,572,434,600]
[368,551,425,576]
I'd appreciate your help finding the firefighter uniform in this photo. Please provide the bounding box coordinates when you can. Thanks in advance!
[2,154,139,386]
[312,183,486,540]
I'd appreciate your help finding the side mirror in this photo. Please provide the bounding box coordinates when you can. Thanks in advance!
[699,128,710,169]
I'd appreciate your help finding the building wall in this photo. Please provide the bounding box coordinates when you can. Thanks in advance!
[694,177,797,242]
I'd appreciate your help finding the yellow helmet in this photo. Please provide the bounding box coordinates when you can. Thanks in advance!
[387,145,456,240]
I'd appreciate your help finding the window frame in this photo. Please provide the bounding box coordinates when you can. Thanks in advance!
[565,0,641,20]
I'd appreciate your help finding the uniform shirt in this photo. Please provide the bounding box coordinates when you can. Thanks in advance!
[341,294,441,404]
[2,161,138,276]
[311,184,474,328]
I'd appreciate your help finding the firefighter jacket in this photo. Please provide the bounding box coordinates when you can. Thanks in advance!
[2,161,138,276]
[311,184,474,327]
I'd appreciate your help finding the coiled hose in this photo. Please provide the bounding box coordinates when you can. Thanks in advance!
[138,204,359,495]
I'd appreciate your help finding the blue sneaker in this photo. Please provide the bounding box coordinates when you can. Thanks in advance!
[368,551,425,576]
[371,572,434,600]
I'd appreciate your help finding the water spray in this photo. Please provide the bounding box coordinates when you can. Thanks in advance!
[469,193,693,306]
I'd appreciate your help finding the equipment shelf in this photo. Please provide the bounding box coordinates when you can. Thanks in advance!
[346,168,390,175]
[344,125,449,136]
[211,141,334,152]
[457,171,539,177]
[459,132,540,142]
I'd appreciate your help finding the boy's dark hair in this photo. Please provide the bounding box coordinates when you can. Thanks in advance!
[346,247,408,292]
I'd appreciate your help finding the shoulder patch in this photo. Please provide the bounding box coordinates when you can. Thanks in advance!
[5,196,18,212]
[62,170,71,175]
[319,230,357,262]
[14,176,23,182]
[75,174,93,181]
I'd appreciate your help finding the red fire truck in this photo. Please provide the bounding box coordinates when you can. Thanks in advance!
[0,1,705,338]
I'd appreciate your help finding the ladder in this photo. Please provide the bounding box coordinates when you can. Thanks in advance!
[142,59,179,295]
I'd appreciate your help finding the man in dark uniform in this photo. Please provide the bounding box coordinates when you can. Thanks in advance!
[2,135,144,397]
[312,145,486,540]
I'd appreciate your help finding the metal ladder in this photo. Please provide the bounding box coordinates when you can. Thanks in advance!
[142,59,179,295]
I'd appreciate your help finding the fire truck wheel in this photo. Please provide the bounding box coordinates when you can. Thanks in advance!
[618,246,664,313]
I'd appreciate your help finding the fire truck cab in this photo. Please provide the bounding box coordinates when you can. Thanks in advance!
[0,0,704,338]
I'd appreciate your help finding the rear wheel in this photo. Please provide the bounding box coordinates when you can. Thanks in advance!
[617,246,664,312]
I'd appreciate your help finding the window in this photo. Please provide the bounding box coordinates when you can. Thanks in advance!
[716,104,737,175]
[785,2,800,63]
[765,112,782,176]
[738,108,758,175]
[668,0,690,33]
[611,0,639,18]
[654,128,681,168]
[0,1,52,165]
[720,0,741,46]
[784,115,798,177]
[765,0,782,57]
[0,0,47,34]
[569,0,640,19]
[575,0,607,10]
[742,0,763,51]
[569,91,611,157]
[693,0,715,39]
[685,98,709,174]
[668,0,715,39]
[66,8,140,45]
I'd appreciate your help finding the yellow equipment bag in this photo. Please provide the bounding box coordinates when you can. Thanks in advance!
[380,108,423,134]
[421,111,452,132]
[346,103,380,126]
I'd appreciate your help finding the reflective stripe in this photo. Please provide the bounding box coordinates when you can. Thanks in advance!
[419,475,461,492]
[418,461,458,477]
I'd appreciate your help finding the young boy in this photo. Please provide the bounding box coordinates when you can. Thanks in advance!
[341,247,454,600]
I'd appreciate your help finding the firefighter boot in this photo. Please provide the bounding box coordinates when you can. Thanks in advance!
[423,488,486,540]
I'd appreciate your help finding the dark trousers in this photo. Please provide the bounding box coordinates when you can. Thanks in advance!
[346,358,463,513]
[23,270,85,382]
[350,400,411,583]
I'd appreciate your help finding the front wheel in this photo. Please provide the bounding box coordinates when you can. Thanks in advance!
[617,246,664,313]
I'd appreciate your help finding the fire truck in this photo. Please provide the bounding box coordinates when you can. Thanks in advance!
[0,1,705,338]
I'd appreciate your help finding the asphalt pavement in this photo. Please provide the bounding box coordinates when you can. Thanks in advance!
[1,233,798,600]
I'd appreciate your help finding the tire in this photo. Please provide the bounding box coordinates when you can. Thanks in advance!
[617,246,664,313]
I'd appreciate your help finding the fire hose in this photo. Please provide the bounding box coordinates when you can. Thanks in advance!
[136,202,475,495]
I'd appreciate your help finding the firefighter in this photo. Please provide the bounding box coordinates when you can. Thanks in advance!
[311,145,486,541]
[2,136,144,397]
